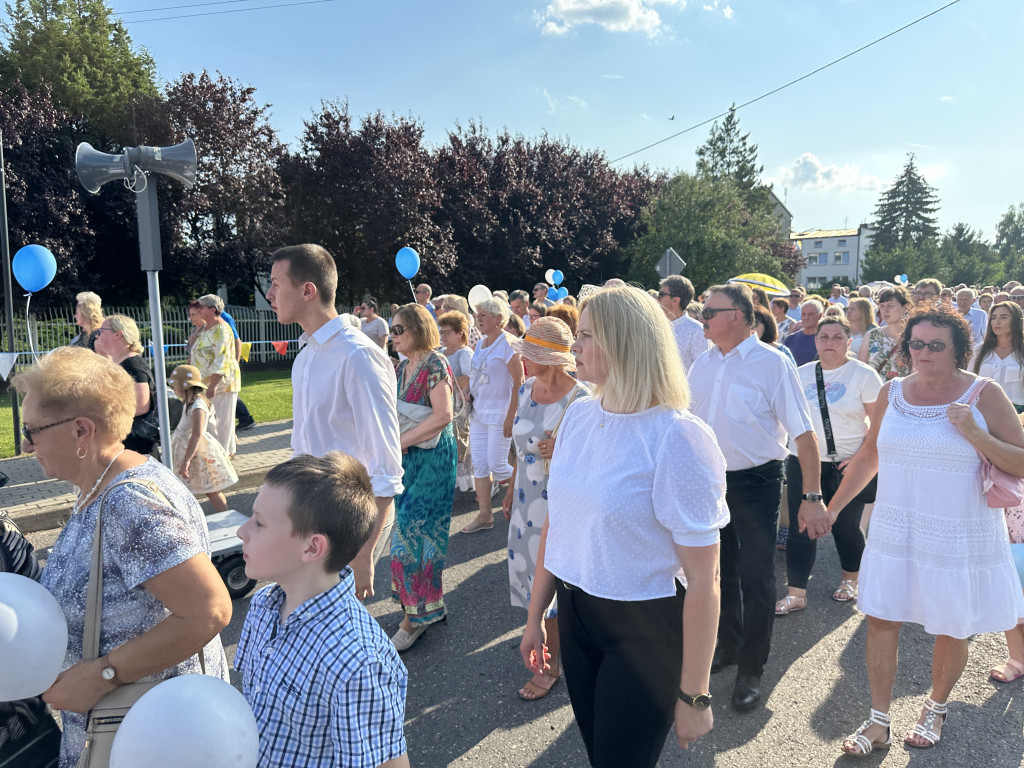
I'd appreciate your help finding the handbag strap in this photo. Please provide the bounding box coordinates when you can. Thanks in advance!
[814,363,839,463]
[964,376,991,407]
[542,383,588,474]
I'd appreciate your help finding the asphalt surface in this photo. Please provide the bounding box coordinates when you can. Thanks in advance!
[27,489,1024,767]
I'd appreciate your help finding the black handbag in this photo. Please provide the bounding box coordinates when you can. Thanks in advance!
[815,363,877,504]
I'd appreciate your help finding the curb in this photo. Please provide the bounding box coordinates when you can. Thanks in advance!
[11,464,275,535]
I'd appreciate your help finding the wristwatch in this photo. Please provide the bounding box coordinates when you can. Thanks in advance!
[100,656,121,685]
[801,491,824,503]
[678,690,712,710]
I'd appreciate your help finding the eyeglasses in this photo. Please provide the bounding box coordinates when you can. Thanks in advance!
[701,307,740,320]
[913,291,937,299]
[414,289,428,294]
[22,416,78,446]
[439,329,456,336]
[1010,295,1024,302]
[657,291,673,298]
[908,339,948,352]
[391,325,405,336]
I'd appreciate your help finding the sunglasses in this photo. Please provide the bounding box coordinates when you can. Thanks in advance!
[701,307,739,320]
[657,291,673,298]
[22,415,77,446]
[908,339,948,352]
[391,325,405,336]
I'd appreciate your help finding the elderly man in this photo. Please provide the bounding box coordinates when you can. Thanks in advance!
[688,283,827,713]
[657,275,711,371]
[912,278,941,304]
[785,288,803,324]
[955,288,987,342]
[415,283,436,318]
[533,282,554,308]
[828,284,848,307]
[783,300,821,366]
[509,289,531,329]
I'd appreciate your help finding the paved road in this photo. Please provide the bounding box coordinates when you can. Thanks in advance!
[27,489,1024,767]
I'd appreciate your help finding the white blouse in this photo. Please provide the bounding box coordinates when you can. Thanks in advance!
[975,346,1024,406]
[545,398,730,600]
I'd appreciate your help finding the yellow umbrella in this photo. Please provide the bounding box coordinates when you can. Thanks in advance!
[727,273,789,297]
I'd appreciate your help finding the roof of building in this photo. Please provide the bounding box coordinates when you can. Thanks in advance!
[791,228,859,240]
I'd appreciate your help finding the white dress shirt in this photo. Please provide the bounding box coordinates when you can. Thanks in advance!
[975,346,1024,406]
[291,316,404,497]
[961,306,988,344]
[671,313,712,372]
[688,334,814,471]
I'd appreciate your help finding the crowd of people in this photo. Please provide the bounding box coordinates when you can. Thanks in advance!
[3,253,1024,768]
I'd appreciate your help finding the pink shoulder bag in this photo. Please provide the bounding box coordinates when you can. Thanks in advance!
[965,378,1024,509]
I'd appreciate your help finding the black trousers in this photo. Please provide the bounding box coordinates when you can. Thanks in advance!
[718,459,784,677]
[556,579,685,768]
[235,399,252,421]
[785,456,866,588]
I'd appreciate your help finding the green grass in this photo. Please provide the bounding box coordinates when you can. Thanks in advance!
[0,369,293,459]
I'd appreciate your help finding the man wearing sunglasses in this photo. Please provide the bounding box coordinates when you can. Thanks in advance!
[688,283,826,713]
[266,244,404,601]
[657,275,711,372]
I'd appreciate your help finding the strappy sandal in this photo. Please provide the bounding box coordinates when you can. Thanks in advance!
[832,579,858,602]
[905,697,947,748]
[775,594,807,615]
[990,658,1024,684]
[518,667,560,701]
[841,708,891,756]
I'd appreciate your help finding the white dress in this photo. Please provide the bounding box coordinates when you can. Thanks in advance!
[859,377,1024,638]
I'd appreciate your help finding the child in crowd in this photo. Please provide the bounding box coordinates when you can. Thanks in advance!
[167,364,237,512]
[234,452,410,768]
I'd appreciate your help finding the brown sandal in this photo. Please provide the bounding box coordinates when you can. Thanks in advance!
[518,668,560,701]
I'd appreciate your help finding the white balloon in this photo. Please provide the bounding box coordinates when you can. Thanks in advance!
[544,269,555,285]
[468,284,492,310]
[0,572,68,701]
[111,675,259,768]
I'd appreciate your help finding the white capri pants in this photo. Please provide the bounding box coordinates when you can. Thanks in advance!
[210,390,238,456]
[470,417,513,481]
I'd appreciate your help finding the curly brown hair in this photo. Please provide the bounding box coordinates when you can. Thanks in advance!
[899,303,974,370]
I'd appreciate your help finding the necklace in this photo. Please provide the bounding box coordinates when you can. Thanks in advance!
[73,447,126,515]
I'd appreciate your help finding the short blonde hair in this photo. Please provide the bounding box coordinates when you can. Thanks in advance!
[12,346,135,440]
[474,297,511,326]
[76,291,104,331]
[105,314,144,354]
[579,286,688,413]
[394,303,440,352]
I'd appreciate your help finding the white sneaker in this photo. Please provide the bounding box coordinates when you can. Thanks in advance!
[490,480,501,498]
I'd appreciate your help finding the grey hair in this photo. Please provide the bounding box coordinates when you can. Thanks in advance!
[474,297,511,325]
[196,294,225,314]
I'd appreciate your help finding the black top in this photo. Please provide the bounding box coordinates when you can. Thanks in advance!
[120,355,158,455]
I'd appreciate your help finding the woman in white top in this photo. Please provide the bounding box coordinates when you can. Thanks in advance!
[462,298,523,533]
[846,297,876,357]
[972,301,1024,411]
[520,286,729,766]
[439,310,474,491]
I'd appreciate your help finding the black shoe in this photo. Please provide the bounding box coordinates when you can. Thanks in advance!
[710,647,738,675]
[731,672,762,712]
[237,418,256,431]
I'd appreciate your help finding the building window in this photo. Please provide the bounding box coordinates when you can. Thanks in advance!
[833,251,850,265]
[838,239,847,247]
[813,240,823,248]
[806,254,818,265]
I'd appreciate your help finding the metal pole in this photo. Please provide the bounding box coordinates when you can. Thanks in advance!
[135,179,173,469]
[0,131,21,455]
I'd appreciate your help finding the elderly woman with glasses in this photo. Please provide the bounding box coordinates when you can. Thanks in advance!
[462,298,524,533]
[189,294,242,455]
[829,305,1024,755]
[501,318,589,701]
[13,347,232,767]
[92,315,159,456]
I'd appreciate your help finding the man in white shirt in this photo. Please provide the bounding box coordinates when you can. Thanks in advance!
[509,290,531,329]
[657,275,711,372]
[956,288,987,343]
[267,244,404,600]
[688,283,830,713]
[828,284,849,307]
[359,298,389,349]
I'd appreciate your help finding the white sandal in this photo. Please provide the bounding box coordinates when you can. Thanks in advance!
[842,708,891,756]
[832,578,858,602]
[905,697,947,748]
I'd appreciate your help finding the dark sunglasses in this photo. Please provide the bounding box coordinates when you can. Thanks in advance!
[657,291,673,298]
[701,307,739,320]
[391,325,405,336]
[22,415,78,446]
[908,339,948,352]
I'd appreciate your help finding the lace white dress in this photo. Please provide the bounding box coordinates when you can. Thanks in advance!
[859,377,1024,638]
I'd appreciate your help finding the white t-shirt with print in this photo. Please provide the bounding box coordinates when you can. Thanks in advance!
[794,358,883,460]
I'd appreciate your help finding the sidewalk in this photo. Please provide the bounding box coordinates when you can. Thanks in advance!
[1,419,294,534]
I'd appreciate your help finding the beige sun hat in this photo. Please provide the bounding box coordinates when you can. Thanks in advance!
[511,316,576,370]
[167,364,207,390]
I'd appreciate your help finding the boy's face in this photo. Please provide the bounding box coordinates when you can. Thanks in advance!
[237,483,309,583]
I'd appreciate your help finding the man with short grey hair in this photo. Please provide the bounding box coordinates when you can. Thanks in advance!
[783,300,822,366]
[415,283,436,318]
[657,275,710,371]
[956,287,987,342]
[509,289,531,329]
[533,282,554,307]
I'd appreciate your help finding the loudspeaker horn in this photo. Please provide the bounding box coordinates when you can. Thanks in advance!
[133,139,197,188]
[75,143,130,194]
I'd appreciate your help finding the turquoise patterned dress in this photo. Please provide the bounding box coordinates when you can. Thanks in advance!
[391,351,457,626]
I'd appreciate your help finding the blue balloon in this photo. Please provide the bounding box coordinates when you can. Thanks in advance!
[395,247,420,280]
[551,270,564,286]
[901,274,908,283]
[12,245,57,293]
[547,287,558,301]
[556,286,568,300]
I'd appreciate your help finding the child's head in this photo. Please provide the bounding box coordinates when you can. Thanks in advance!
[167,364,207,404]
[241,452,376,579]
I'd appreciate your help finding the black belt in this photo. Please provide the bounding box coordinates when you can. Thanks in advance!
[725,458,783,477]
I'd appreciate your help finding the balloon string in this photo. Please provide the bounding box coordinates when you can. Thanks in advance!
[24,292,36,357]
[408,279,417,303]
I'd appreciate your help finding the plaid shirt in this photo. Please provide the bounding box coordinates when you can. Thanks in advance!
[235,569,408,768]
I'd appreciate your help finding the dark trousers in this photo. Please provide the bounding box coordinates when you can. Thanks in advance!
[556,579,685,768]
[785,456,866,588]
[235,399,251,421]
[718,459,784,677]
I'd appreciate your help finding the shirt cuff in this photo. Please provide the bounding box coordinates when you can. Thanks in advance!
[371,476,405,498]
[672,529,722,549]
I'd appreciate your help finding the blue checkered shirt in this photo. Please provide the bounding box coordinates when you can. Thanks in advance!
[235,568,408,768]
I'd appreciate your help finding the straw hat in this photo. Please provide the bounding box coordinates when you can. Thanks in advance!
[167,364,207,390]
[511,316,576,370]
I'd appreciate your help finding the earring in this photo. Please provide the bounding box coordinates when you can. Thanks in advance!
[76,445,88,460]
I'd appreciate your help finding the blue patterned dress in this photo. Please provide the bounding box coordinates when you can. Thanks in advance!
[390,352,458,626]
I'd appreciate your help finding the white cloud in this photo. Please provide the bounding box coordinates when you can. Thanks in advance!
[541,88,558,113]
[722,4,734,18]
[702,0,734,18]
[767,153,884,193]
[567,95,588,108]
[536,0,686,36]
[940,95,954,102]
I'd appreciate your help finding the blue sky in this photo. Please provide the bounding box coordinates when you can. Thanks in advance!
[112,0,1021,240]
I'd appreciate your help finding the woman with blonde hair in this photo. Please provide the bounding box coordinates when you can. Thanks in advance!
[846,297,877,357]
[521,286,728,765]
[71,291,103,349]
[438,310,474,491]
[12,347,231,766]
[190,294,241,455]
[93,314,159,456]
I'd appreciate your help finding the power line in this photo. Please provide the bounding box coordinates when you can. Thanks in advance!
[117,0,257,16]
[121,0,338,24]
[609,0,965,164]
